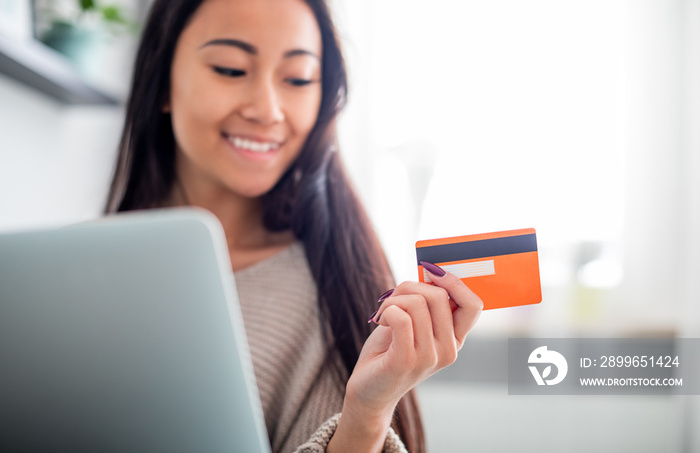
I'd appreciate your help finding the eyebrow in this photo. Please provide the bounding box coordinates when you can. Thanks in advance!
[200,39,320,60]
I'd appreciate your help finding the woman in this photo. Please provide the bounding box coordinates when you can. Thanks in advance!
[105,0,483,451]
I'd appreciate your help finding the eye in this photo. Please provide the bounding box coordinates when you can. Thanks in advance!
[213,66,246,77]
[286,78,316,87]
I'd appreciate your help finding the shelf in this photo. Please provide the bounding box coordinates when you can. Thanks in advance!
[0,33,119,105]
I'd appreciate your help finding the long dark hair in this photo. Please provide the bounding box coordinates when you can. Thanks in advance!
[105,0,424,451]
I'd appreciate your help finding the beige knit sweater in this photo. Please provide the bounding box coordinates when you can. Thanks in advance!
[234,242,407,453]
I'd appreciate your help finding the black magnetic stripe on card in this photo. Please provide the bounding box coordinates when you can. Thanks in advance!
[416,233,537,265]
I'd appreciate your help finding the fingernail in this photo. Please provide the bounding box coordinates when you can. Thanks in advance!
[367,309,379,323]
[377,288,394,303]
[420,261,446,277]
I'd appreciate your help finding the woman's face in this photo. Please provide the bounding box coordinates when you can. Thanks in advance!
[168,0,322,200]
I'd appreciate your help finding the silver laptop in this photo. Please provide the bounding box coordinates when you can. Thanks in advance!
[0,208,271,453]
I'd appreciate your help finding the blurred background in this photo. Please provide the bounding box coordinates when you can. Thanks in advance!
[1,0,698,451]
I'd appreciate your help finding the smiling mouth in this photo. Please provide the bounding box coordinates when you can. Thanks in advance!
[223,134,282,153]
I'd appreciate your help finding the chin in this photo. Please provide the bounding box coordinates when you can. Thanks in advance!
[228,180,278,200]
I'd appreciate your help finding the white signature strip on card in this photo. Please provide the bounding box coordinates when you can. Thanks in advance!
[423,260,495,283]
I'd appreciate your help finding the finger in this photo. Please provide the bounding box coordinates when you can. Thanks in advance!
[421,261,483,347]
[389,281,457,359]
[377,304,415,366]
[373,294,435,359]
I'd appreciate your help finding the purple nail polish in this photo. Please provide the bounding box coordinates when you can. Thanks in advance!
[420,261,446,277]
[367,309,378,323]
[377,288,394,303]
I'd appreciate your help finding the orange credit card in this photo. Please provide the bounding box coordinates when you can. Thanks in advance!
[416,228,542,310]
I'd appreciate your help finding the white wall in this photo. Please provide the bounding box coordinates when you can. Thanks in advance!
[679,0,700,449]
[0,0,138,232]
[0,74,122,232]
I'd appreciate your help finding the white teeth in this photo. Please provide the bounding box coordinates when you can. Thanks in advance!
[229,136,279,153]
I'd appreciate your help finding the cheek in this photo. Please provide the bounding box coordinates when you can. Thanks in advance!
[289,89,322,138]
[169,75,229,153]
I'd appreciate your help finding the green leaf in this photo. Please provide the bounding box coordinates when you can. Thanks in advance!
[79,0,96,11]
[101,6,127,24]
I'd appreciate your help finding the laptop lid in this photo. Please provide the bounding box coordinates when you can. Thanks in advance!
[0,208,271,453]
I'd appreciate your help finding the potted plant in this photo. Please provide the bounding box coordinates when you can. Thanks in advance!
[36,0,138,76]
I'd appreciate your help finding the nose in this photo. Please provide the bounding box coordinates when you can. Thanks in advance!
[239,76,285,125]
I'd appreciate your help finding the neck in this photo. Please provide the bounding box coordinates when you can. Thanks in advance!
[170,177,259,245]
[168,173,295,271]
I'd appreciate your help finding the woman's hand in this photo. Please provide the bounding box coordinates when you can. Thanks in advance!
[327,263,483,452]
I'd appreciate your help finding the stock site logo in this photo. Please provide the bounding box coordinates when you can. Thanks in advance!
[528,346,568,386]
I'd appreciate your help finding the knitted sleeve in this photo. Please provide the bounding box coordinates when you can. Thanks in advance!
[294,413,408,453]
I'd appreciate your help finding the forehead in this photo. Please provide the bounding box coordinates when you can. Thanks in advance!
[182,0,322,56]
